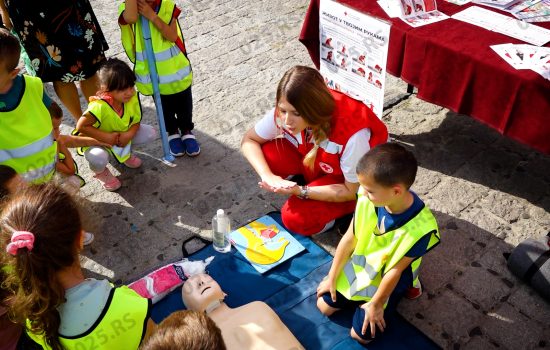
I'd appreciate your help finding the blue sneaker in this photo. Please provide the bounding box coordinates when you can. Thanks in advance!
[168,134,185,157]
[182,131,200,157]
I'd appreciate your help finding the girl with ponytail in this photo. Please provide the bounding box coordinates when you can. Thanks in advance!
[1,183,154,350]
[242,66,388,236]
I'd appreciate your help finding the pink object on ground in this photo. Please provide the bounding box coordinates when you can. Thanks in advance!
[94,168,121,191]
[129,257,214,303]
[124,154,142,168]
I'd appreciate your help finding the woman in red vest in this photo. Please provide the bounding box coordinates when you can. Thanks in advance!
[242,66,388,236]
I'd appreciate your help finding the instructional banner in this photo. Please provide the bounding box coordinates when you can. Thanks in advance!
[319,0,391,118]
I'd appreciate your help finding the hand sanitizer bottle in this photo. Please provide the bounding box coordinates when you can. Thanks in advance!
[212,209,231,253]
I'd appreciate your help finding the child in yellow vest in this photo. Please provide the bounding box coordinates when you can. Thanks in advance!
[316,143,440,345]
[76,58,157,191]
[0,28,59,184]
[1,183,154,350]
[119,0,199,157]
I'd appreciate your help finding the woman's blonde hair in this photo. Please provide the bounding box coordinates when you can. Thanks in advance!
[276,66,335,169]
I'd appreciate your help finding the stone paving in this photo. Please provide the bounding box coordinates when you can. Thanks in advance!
[48,0,550,348]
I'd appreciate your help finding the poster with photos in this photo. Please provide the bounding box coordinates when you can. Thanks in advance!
[319,0,391,118]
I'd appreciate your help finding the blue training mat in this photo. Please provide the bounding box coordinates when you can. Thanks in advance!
[151,212,440,350]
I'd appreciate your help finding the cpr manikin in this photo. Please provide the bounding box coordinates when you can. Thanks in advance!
[181,274,304,350]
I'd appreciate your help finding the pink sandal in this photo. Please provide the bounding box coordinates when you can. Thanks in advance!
[124,154,142,169]
[94,168,121,191]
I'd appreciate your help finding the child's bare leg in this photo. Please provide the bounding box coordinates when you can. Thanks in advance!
[80,74,99,101]
[316,297,340,316]
[53,81,82,121]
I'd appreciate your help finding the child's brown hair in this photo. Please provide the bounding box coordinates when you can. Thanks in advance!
[97,58,136,93]
[140,310,226,350]
[1,183,82,350]
[0,28,20,72]
[0,165,17,200]
[356,143,418,189]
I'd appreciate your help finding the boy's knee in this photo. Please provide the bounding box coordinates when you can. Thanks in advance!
[316,297,337,316]
[85,147,109,173]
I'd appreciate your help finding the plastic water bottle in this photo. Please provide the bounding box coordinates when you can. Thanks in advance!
[212,209,231,253]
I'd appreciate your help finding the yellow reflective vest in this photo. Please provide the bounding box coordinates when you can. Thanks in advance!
[336,193,440,304]
[77,94,141,163]
[27,285,151,350]
[0,75,56,183]
[118,0,192,96]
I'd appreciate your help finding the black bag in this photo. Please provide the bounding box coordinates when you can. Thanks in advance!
[507,234,550,301]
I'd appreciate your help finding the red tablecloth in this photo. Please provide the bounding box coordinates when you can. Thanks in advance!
[300,0,550,154]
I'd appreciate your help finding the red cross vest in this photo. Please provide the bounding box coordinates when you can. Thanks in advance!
[282,90,388,180]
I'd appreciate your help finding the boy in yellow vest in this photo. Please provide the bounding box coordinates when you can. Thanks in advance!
[316,143,440,345]
[119,0,199,157]
[0,28,59,184]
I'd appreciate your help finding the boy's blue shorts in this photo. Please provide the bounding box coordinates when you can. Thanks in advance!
[321,291,374,341]
[321,290,404,342]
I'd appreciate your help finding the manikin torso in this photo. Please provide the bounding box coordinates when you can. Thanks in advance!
[182,274,304,350]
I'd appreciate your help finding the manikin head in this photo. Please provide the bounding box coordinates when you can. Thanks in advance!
[181,274,226,313]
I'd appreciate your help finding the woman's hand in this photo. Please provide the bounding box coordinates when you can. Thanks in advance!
[361,301,386,339]
[258,174,297,193]
[316,276,336,301]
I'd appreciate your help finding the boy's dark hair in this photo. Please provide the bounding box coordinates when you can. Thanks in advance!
[0,28,21,72]
[356,143,418,189]
[0,165,17,199]
[140,310,226,350]
[97,58,136,92]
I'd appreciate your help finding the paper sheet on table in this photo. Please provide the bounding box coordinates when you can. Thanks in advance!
[378,0,403,17]
[445,0,472,5]
[452,6,550,45]
[514,0,550,19]
[400,10,450,26]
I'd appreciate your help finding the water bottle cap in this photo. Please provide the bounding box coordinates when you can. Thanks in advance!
[217,209,224,216]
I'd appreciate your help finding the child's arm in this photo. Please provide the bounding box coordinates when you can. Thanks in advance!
[122,0,139,24]
[316,222,357,301]
[118,123,140,147]
[48,101,63,120]
[56,142,76,176]
[137,0,178,42]
[360,255,415,338]
[76,113,119,146]
[0,0,12,30]
[57,134,110,148]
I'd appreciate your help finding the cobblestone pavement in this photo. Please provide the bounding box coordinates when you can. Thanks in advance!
[48,0,550,348]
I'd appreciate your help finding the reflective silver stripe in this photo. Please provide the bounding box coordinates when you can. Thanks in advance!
[135,46,181,63]
[136,65,191,85]
[411,259,421,287]
[111,143,132,159]
[353,284,378,298]
[343,261,357,286]
[0,131,54,162]
[21,161,56,182]
[351,254,378,280]
[319,139,343,155]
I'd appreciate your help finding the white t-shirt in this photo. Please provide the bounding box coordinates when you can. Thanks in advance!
[57,279,113,336]
[254,108,371,183]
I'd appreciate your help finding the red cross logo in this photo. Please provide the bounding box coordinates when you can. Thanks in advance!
[319,162,334,174]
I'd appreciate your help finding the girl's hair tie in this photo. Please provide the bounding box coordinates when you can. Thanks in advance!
[6,231,35,256]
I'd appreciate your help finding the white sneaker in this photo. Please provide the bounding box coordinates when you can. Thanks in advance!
[83,231,95,246]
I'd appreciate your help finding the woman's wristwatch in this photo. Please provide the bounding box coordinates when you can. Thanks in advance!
[298,185,309,199]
